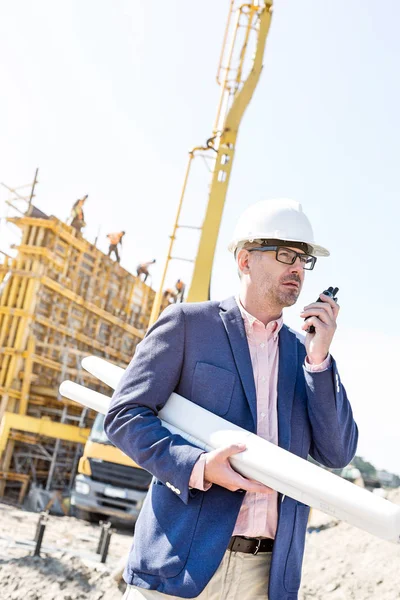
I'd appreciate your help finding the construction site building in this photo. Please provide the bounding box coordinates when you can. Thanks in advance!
[0,212,160,505]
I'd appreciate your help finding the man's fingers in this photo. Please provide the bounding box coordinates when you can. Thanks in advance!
[302,303,334,321]
[303,295,340,320]
[218,443,247,459]
[228,471,273,494]
[318,294,340,318]
[301,308,332,326]
[244,477,274,494]
[204,446,275,494]
[301,316,327,332]
[319,293,339,312]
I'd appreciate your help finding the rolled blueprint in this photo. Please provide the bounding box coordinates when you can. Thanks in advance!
[59,356,400,545]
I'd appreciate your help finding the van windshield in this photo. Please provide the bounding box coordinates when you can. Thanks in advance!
[89,413,113,445]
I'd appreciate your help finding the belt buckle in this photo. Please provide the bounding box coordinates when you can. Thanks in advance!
[253,539,261,555]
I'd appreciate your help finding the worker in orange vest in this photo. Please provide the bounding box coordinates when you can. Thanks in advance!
[107,231,126,263]
[175,279,185,303]
[163,288,176,304]
[136,259,156,282]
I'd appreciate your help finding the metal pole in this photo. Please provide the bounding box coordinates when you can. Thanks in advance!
[34,512,46,542]
[96,520,106,553]
[33,512,47,556]
[148,152,195,327]
[28,168,39,210]
[100,522,113,563]
[69,359,88,492]
[45,412,65,491]
[94,226,101,247]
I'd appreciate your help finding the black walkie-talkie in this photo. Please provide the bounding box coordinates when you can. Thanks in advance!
[305,286,339,334]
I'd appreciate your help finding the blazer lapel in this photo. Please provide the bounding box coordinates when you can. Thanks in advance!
[277,325,298,450]
[219,297,257,430]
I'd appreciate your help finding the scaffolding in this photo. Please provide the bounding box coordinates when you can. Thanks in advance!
[0,211,158,503]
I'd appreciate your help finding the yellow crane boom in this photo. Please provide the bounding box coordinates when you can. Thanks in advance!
[150,0,273,324]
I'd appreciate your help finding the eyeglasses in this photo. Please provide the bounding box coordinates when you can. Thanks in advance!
[247,246,317,270]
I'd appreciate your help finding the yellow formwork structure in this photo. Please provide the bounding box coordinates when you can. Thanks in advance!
[0,213,158,502]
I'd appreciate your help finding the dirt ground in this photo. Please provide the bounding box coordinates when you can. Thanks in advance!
[1,490,400,599]
[0,503,131,599]
[300,488,400,600]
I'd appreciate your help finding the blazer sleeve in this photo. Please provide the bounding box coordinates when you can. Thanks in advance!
[304,357,358,469]
[103,304,204,505]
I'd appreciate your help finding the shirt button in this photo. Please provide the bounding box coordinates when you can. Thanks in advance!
[261,412,266,418]
[260,343,265,348]
[261,376,266,382]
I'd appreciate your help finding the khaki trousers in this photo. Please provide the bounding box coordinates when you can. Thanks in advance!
[123,549,271,600]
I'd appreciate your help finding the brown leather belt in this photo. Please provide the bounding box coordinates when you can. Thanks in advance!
[227,535,274,554]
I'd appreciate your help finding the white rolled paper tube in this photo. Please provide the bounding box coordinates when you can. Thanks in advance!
[60,375,400,544]
[59,380,211,454]
[161,393,400,543]
[59,380,111,414]
[82,356,124,389]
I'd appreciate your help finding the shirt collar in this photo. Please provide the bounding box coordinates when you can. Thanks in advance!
[235,296,283,341]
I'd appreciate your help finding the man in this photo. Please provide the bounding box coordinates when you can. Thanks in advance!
[69,195,88,234]
[175,279,186,303]
[163,287,177,304]
[136,259,156,283]
[104,199,358,600]
[107,231,125,263]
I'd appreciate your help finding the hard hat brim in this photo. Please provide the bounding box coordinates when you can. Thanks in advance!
[228,237,330,257]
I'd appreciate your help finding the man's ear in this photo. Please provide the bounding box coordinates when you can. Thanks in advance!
[237,248,251,275]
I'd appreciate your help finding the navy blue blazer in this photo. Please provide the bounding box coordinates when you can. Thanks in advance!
[104,297,358,599]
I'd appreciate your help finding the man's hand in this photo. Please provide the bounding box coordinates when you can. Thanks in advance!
[300,293,340,364]
[204,443,273,494]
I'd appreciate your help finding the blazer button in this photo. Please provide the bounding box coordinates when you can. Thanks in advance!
[175,488,181,495]
[166,482,172,489]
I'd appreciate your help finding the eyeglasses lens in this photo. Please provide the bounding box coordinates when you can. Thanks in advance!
[276,248,315,270]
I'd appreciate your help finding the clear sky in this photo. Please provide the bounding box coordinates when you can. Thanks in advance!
[1,1,399,474]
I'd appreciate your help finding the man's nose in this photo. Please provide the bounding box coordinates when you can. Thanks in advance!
[289,258,304,274]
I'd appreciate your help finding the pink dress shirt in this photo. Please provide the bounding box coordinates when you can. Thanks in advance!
[189,297,330,539]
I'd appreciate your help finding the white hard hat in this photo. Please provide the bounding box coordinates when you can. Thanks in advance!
[228,199,329,257]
